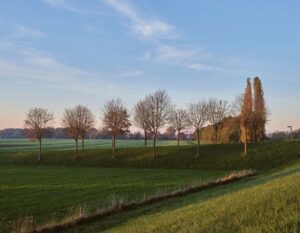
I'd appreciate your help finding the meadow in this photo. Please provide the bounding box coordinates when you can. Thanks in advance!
[0,139,194,153]
[0,166,226,233]
[68,161,300,233]
[0,139,299,233]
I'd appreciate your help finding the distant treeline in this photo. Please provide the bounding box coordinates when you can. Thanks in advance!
[267,129,300,141]
[2,125,298,142]
[0,127,195,140]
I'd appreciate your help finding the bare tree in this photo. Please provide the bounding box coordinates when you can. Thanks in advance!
[62,107,82,160]
[207,98,230,144]
[230,94,244,144]
[24,108,54,161]
[145,90,172,158]
[102,98,131,159]
[231,94,243,117]
[188,100,208,157]
[133,99,151,147]
[169,108,189,146]
[74,105,95,149]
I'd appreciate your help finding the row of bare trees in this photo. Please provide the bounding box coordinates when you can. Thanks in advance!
[24,91,231,160]
[24,78,267,160]
[132,91,233,158]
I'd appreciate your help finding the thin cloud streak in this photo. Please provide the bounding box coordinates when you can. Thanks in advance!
[42,0,81,13]
[103,0,233,73]
[103,0,176,40]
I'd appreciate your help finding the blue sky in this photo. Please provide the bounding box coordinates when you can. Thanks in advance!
[0,0,300,132]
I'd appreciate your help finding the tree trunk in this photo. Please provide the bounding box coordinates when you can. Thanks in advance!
[81,137,85,149]
[75,139,78,160]
[214,126,218,144]
[196,129,200,157]
[152,131,157,158]
[238,128,242,144]
[177,130,180,147]
[38,139,42,161]
[144,130,147,147]
[244,125,248,154]
[112,134,116,160]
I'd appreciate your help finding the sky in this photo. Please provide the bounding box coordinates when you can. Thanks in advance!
[0,0,300,132]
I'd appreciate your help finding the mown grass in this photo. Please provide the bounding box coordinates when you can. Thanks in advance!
[0,166,225,233]
[1,141,300,171]
[66,161,300,233]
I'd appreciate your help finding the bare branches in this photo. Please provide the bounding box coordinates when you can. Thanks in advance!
[102,98,131,159]
[230,94,243,117]
[75,105,95,149]
[133,99,151,147]
[144,90,172,157]
[169,108,189,146]
[188,100,208,131]
[207,98,230,144]
[24,107,54,160]
[62,105,94,159]
[188,100,208,157]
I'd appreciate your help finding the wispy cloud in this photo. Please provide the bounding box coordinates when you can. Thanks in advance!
[0,39,145,99]
[103,0,221,72]
[154,45,196,63]
[103,0,176,40]
[116,69,145,77]
[12,25,44,39]
[42,0,81,13]
[0,24,44,41]
[0,22,102,94]
[0,41,96,83]
[0,22,149,100]
[186,63,218,71]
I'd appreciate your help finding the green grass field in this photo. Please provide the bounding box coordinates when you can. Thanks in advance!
[68,161,300,233]
[1,141,299,171]
[0,166,226,233]
[0,139,195,153]
[0,140,299,233]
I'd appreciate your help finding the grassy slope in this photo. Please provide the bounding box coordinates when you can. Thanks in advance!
[67,161,300,233]
[0,166,225,233]
[1,141,300,171]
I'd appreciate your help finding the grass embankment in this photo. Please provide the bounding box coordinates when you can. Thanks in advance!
[67,161,300,233]
[0,166,225,233]
[1,141,299,170]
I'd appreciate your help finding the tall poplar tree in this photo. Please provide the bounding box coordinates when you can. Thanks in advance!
[253,77,267,142]
[241,78,253,154]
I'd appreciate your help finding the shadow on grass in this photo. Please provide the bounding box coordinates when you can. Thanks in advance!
[66,163,300,233]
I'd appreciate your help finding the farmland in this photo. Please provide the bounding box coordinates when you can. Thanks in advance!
[0,139,194,153]
[0,165,226,233]
[0,140,299,232]
[68,161,300,233]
